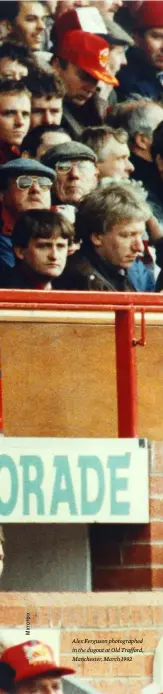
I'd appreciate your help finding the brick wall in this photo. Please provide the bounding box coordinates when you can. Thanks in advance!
[0,594,163,694]
[90,442,163,590]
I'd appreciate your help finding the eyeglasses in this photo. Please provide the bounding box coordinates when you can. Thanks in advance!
[16,176,53,190]
[55,161,95,174]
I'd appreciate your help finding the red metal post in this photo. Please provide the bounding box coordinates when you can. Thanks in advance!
[115,308,138,438]
[0,357,3,433]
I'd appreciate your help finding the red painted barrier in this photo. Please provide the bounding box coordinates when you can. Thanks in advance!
[0,290,162,437]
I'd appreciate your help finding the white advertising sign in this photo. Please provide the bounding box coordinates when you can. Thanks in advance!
[0,438,149,523]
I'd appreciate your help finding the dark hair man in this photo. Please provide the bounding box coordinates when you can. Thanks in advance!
[117,0,163,101]
[81,125,134,180]
[0,42,36,81]
[60,182,152,291]
[0,158,55,269]
[42,141,98,204]
[0,79,31,164]
[26,70,65,129]
[21,125,71,159]
[0,2,49,52]
[0,527,4,579]
[0,209,74,290]
[0,640,75,694]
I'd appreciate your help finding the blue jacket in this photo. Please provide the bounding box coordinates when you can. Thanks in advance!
[117,47,163,101]
[128,258,156,292]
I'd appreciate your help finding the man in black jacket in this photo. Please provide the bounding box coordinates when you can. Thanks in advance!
[60,181,151,291]
[117,0,163,102]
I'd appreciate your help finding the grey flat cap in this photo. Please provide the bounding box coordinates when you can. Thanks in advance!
[41,141,97,168]
[0,157,55,190]
[99,20,134,47]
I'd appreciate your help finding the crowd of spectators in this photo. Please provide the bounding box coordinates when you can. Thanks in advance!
[1,0,163,291]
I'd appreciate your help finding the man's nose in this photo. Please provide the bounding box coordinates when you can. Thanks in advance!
[15,112,24,126]
[132,236,144,254]
[42,110,53,125]
[69,163,80,178]
[36,17,45,30]
[30,180,41,192]
[126,159,134,173]
[49,244,57,259]
[122,53,127,67]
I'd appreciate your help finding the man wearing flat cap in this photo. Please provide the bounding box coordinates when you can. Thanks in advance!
[0,640,75,694]
[42,141,98,205]
[0,158,55,270]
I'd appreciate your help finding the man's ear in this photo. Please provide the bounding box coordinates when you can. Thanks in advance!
[21,150,31,159]
[90,232,102,247]
[14,246,25,261]
[156,153,163,174]
[135,132,151,152]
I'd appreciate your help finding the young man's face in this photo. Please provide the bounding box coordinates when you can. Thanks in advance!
[137,28,163,69]
[55,159,97,203]
[0,93,31,146]
[16,676,63,694]
[91,218,145,267]
[97,137,134,180]
[55,61,97,105]
[0,541,4,578]
[0,58,28,81]
[31,96,63,128]
[3,176,51,215]
[13,1,49,51]
[15,235,69,278]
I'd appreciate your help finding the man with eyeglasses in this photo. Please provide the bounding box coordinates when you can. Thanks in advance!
[0,158,54,271]
[42,141,98,205]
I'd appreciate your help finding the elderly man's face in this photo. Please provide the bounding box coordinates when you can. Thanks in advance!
[97,136,134,180]
[55,159,97,203]
[0,541,4,577]
[3,176,51,215]
[16,676,63,694]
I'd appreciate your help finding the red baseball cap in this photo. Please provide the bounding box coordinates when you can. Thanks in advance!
[0,641,75,684]
[58,30,119,87]
[135,0,163,29]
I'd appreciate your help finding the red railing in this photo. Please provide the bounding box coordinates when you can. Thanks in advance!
[0,290,163,437]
